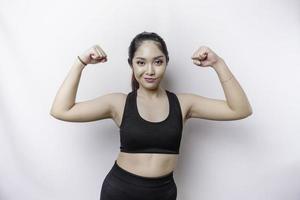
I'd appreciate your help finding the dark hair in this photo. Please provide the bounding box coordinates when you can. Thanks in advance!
[128,31,169,91]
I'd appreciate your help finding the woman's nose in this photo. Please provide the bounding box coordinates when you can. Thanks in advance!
[146,64,155,74]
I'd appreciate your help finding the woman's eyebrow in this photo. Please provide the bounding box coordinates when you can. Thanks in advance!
[135,55,164,60]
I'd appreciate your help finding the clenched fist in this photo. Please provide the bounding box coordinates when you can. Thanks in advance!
[79,45,108,66]
[191,46,222,68]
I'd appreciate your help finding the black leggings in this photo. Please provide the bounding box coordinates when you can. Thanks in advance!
[99,160,177,200]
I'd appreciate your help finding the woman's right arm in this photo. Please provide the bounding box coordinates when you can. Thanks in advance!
[49,45,118,122]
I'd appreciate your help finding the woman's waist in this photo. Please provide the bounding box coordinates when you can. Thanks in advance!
[116,152,178,177]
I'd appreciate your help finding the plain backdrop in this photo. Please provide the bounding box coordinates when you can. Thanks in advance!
[1,0,300,200]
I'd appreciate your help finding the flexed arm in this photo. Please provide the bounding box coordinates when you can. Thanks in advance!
[49,45,116,122]
[185,46,252,121]
[211,57,252,116]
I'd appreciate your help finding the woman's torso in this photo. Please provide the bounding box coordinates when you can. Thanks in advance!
[111,90,189,178]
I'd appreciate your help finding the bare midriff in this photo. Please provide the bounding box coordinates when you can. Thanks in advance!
[116,152,178,178]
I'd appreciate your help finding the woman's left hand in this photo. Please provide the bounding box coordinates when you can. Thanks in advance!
[191,46,222,68]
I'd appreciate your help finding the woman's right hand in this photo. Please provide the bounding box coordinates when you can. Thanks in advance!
[79,45,108,65]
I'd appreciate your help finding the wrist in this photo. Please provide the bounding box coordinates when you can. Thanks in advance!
[75,57,86,71]
[212,57,225,70]
[77,55,87,66]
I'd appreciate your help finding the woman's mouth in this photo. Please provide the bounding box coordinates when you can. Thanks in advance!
[144,78,157,83]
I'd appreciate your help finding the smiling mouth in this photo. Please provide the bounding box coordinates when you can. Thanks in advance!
[144,78,157,82]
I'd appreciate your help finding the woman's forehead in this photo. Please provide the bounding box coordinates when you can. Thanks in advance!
[135,55,164,60]
[134,43,163,58]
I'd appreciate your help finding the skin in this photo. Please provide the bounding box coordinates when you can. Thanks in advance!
[117,41,184,177]
[50,41,252,178]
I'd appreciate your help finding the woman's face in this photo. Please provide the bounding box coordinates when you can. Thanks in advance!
[132,40,167,90]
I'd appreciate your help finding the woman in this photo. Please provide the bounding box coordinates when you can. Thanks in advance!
[50,31,252,200]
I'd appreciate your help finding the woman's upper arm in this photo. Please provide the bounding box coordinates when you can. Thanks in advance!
[182,93,249,121]
[50,92,123,122]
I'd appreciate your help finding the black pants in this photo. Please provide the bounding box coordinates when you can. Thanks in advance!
[99,160,177,200]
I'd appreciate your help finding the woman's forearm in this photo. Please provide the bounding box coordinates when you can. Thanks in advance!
[50,58,86,115]
[212,59,253,116]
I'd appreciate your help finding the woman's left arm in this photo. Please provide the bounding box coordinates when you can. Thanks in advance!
[212,58,253,116]
[183,46,253,121]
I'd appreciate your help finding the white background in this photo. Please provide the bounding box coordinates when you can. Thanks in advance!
[1,0,300,199]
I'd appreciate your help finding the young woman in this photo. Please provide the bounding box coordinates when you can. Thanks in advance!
[50,31,252,200]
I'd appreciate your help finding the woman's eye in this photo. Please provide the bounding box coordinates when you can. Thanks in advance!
[136,60,163,65]
[156,60,163,64]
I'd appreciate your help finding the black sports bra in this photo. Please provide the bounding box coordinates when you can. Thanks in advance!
[119,89,183,154]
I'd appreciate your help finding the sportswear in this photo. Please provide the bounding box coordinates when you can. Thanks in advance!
[119,89,183,154]
[99,160,177,200]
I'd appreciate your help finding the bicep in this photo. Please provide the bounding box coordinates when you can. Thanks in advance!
[185,93,244,121]
[52,93,120,122]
